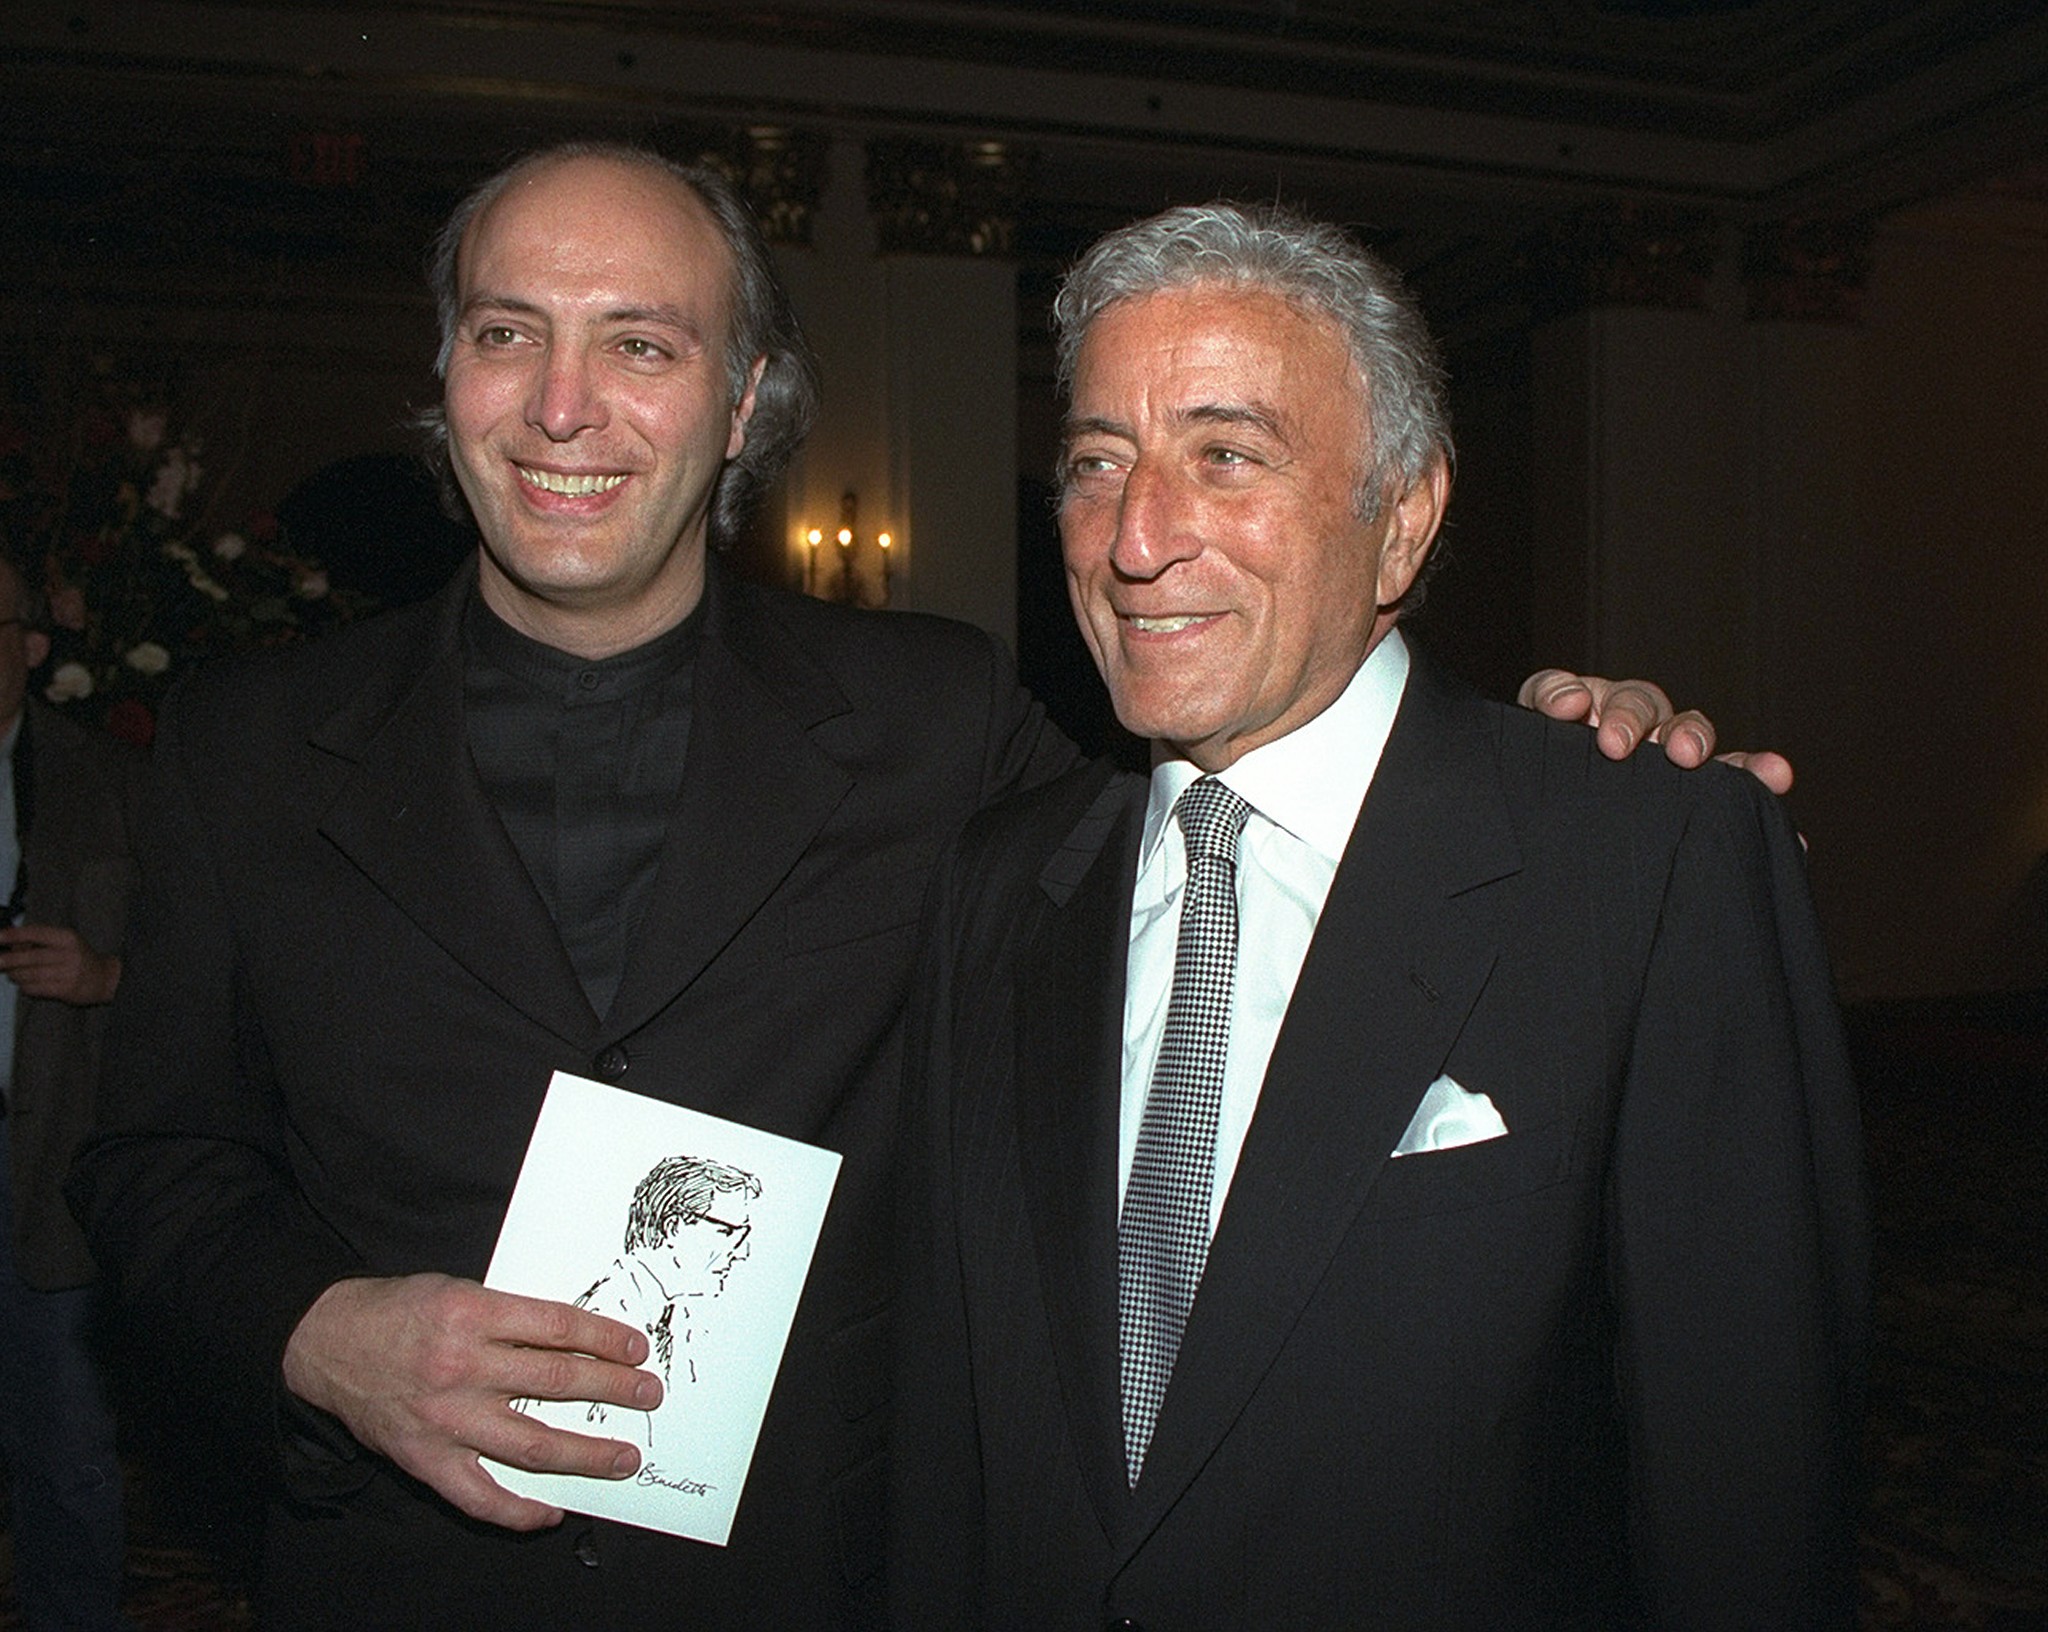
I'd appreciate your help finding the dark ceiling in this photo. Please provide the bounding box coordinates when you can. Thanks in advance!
[3,0,2044,337]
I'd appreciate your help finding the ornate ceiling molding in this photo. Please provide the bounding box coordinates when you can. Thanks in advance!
[865,138,1032,258]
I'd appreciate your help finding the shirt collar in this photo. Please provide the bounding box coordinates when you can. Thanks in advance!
[463,589,703,703]
[1140,628,1410,870]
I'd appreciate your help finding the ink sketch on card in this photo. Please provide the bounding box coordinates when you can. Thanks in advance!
[484,1070,841,1545]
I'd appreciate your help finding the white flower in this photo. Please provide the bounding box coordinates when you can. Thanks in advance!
[127,409,168,454]
[45,662,94,703]
[123,642,171,675]
[212,531,247,561]
[146,447,199,519]
[295,570,330,600]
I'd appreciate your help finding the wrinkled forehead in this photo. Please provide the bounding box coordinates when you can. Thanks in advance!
[1069,282,1370,434]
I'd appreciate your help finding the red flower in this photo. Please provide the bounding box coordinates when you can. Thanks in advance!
[104,699,156,748]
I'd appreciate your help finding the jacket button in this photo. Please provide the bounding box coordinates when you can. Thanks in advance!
[592,1045,629,1080]
[571,1527,600,1567]
[1106,1621,1142,1631]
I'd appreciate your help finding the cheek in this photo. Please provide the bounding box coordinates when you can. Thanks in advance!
[1058,504,1112,584]
[442,370,504,452]
[1061,547,1119,647]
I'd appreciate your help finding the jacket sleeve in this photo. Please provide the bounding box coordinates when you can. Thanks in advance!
[66,687,365,1467]
[1608,772,1870,1629]
[968,624,1082,809]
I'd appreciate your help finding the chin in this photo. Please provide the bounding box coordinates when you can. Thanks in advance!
[1107,682,1225,749]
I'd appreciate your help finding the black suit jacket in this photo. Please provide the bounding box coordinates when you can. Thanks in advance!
[9,699,144,1289]
[892,652,1869,1631]
[71,559,1071,1630]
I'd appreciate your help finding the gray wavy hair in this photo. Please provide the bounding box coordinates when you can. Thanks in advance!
[1052,201,1452,519]
[418,141,819,549]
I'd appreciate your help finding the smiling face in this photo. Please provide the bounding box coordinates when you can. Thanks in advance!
[443,153,761,657]
[1059,283,1445,771]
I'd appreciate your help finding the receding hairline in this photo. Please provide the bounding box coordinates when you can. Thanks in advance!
[452,149,742,310]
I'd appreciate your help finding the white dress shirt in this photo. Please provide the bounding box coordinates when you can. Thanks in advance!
[1119,631,1410,1236]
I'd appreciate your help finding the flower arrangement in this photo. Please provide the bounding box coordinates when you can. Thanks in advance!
[0,357,371,745]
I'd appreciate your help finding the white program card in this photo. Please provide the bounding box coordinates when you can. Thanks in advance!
[482,1070,841,1544]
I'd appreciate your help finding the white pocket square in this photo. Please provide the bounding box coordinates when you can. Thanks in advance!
[1391,1074,1509,1157]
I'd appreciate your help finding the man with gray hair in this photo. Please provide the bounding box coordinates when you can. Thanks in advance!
[891,202,1867,1628]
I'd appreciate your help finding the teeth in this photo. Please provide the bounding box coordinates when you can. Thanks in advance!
[1127,614,1205,633]
[518,466,627,497]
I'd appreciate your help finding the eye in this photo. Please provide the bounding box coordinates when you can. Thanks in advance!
[1063,450,1124,483]
[1202,445,1254,467]
[474,324,523,348]
[615,336,673,363]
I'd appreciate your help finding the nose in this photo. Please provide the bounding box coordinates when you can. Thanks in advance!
[1107,458,1199,580]
[525,344,607,442]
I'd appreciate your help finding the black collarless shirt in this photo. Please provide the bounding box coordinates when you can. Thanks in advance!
[462,593,701,1020]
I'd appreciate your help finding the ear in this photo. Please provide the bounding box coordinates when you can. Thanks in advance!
[23,629,50,671]
[1375,457,1450,609]
[726,355,768,460]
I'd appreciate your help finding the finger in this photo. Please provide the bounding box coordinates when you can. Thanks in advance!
[484,1404,648,1482]
[1651,709,1716,768]
[1589,675,1671,745]
[1517,669,1594,720]
[1717,749,1795,795]
[408,1446,570,1531]
[474,1288,652,1369]
[486,1346,663,1414]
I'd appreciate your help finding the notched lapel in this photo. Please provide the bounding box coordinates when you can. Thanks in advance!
[313,605,596,1046]
[1120,663,1523,1547]
[605,575,853,1038]
[1014,775,1144,1538]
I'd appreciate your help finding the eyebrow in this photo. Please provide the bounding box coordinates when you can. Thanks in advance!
[1061,401,1291,445]
[459,294,707,339]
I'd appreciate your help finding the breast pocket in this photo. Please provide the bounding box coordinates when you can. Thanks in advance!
[1364,1118,1573,1220]
[784,859,931,958]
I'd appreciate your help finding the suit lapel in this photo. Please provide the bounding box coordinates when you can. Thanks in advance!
[1013,770,1146,1539]
[313,573,597,1045]
[1119,659,1524,1551]
[313,567,853,1050]
[605,568,852,1038]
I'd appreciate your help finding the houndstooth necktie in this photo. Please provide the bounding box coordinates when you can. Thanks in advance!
[1119,775,1253,1485]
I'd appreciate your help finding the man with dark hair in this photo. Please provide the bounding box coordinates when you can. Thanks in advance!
[0,550,144,1632]
[891,203,1867,1629]
[69,143,1071,1629]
